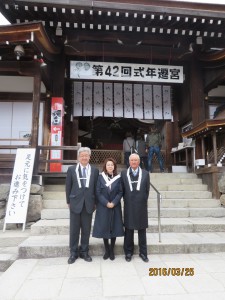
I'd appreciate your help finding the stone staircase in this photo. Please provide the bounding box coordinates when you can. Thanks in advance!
[18,173,225,259]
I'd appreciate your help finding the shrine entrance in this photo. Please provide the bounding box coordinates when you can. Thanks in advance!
[71,79,172,166]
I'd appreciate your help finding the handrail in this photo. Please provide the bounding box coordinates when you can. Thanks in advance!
[34,145,81,174]
[150,181,162,243]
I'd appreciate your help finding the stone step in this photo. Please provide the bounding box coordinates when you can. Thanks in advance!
[18,231,225,258]
[42,190,212,201]
[43,178,203,192]
[166,184,207,191]
[30,217,225,235]
[43,183,207,194]
[151,173,198,179]
[41,207,225,220]
[153,191,212,199]
[44,173,202,191]
[0,229,30,272]
[151,178,203,185]
[43,198,221,209]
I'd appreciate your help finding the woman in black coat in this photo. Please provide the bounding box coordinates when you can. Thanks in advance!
[92,158,124,260]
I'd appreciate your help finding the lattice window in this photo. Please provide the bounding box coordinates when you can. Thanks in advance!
[90,150,123,164]
[90,149,165,170]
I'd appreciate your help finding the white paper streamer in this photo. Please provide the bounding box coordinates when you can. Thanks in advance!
[93,82,103,117]
[134,84,143,119]
[143,84,153,119]
[73,82,83,117]
[124,84,133,118]
[163,85,172,119]
[114,83,123,117]
[153,85,163,119]
[104,83,113,117]
[83,82,92,116]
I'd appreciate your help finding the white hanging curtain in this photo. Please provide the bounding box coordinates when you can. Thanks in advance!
[73,82,171,120]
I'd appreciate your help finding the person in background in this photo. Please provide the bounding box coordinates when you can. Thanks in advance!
[121,153,150,263]
[66,147,99,264]
[136,134,148,170]
[146,125,164,172]
[123,132,135,168]
[93,158,124,260]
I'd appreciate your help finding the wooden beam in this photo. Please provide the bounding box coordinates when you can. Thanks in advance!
[0,92,46,101]
[64,42,183,61]
[14,0,225,18]
[0,61,40,76]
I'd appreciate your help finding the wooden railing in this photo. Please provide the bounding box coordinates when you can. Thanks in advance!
[34,145,81,175]
[0,144,81,176]
[0,144,168,177]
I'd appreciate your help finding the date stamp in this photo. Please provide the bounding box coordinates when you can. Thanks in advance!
[149,268,194,276]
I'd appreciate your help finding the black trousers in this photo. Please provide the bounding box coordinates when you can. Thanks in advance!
[124,227,147,256]
[69,204,92,255]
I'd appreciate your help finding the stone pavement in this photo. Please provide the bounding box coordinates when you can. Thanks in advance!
[1,252,225,299]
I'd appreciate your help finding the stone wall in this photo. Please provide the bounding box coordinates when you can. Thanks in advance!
[0,184,43,223]
[218,173,225,206]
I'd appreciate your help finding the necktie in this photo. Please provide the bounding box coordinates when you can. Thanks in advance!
[82,167,86,187]
[132,169,137,176]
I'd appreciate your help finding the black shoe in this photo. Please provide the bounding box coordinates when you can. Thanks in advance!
[80,253,92,262]
[110,249,115,261]
[125,254,132,262]
[103,251,110,260]
[68,254,78,264]
[139,253,149,262]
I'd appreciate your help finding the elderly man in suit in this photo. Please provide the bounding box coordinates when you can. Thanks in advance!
[66,147,99,264]
[121,153,150,262]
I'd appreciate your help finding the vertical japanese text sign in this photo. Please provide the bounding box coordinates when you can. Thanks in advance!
[50,97,64,172]
[4,148,36,231]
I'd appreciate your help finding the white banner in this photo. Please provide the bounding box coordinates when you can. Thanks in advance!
[4,148,35,230]
[73,82,83,117]
[93,82,103,117]
[104,83,113,117]
[163,86,172,119]
[143,84,153,119]
[83,82,92,116]
[70,61,183,83]
[73,82,172,120]
[153,85,163,119]
[124,84,133,118]
[114,83,123,117]
[134,84,143,119]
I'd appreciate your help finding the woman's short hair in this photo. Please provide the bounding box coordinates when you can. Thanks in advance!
[102,157,118,175]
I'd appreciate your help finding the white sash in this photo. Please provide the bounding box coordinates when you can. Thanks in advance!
[75,163,91,188]
[127,167,142,191]
[101,172,121,187]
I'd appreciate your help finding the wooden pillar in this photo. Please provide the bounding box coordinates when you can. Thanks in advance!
[190,58,205,127]
[201,137,205,160]
[30,74,41,148]
[70,118,79,160]
[212,131,217,164]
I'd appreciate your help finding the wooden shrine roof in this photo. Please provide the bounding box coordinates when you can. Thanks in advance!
[1,0,225,64]
[182,119,225,138]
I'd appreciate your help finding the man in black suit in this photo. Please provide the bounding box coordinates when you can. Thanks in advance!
[121,153,150,262]
[66,147,99,264]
